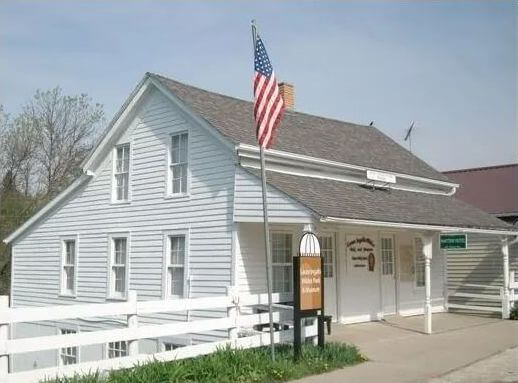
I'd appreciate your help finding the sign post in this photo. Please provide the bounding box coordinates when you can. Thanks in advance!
[293,231,324,359]
[251,20,277,361]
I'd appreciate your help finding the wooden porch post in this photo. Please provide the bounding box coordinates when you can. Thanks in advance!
[422,234,434,334]
[501,238,510,319]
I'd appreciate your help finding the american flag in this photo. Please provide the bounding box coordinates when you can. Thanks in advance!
[254,33,285,149]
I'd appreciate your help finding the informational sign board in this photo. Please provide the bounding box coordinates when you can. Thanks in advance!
[440,234,467,250]
[366,169,396,184]
[346,236,376,272]
[293,231,325,359]
[300,257,322,311]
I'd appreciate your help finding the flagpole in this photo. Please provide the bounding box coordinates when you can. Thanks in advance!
[252,19,276,361]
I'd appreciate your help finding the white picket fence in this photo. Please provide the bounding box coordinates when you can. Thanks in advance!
[448,271,518,317]
[511,270,518,304]
[448,284,505,313]
[0,289,315,383]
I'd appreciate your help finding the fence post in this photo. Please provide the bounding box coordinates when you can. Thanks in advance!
[511,271,516,307]
[227,286,239,343]
[502,239,510,319]
[0,296,9,379]
[127,290,139,356]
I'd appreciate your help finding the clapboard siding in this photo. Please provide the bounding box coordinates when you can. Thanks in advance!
[11,87,235,331]
[447,233,518,310]
[233,167,315,223]
[235,223,268,295]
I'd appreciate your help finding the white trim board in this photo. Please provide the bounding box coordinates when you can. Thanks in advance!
[3,72,236,245]
[321,217,518,236]
[83,77,153,172]
[148,75,235,153]
[240,159,452,196]
[398,305,446,317]
[4,174,92,244]
[237,144,459,190]
[339,313,382,325]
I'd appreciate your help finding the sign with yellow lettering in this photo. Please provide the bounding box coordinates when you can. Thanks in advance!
[294,231,325,358]
[299,257,322,310]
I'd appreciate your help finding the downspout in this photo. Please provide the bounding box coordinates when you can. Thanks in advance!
[446,186,457,196]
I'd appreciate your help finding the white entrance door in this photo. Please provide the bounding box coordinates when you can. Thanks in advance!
[381,236,397,314]
[319,234,337,319]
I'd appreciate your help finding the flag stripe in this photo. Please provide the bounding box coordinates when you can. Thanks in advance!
[259,87,282,144]
[261,96,284,148]
[256,76,278,141]
[254,74,274,127]
[253,33,285,149]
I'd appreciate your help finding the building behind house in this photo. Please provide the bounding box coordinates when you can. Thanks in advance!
[442,164,518,311]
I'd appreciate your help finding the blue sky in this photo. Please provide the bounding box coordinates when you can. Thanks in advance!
[1,1,516,171]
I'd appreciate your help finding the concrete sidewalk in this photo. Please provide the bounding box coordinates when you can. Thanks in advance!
[428,347,518,383]
[294,314,518,383]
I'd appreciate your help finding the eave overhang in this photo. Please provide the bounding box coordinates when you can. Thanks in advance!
[321,216,518,236]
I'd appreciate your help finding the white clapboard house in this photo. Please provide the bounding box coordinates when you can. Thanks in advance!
[4,73,517,371]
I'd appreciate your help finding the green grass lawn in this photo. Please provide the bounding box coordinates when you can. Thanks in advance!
[45,342,365,383]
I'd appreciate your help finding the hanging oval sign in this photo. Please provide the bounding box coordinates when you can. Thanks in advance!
[299,232,321,257]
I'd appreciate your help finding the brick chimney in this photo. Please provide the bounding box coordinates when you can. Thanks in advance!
[279,82,294,110]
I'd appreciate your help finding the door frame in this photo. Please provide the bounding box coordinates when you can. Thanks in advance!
[319,230,338,320]
[380,232,399,316]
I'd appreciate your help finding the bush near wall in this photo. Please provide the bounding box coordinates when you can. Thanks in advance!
[0,191,43,295]
[45,343,365,383]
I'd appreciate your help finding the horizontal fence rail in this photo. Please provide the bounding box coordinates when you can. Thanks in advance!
[448,271,517,316]
[9,325,317,383]
[448,283,504,314]
[0,292,292,324]
[0,289,313,383]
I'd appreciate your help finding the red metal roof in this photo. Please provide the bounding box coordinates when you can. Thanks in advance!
[444,164,518,216]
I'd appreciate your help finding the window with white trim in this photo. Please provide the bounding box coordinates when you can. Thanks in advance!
[414,237,425,287]
[319,235,334,278]
[107,341,127,358]
[165,234,187,298]
[159,336,192,352]
[271,232,293,293]
[169,132,188,195]
[114,143,130,201]
[61,238,77,295]
[381,237,394,275]
[109,236,129,298]
[164,342,179,351]
[59,329,78,365]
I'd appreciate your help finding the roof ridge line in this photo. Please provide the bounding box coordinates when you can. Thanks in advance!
[443,163,518,174]
[147,72,373,130]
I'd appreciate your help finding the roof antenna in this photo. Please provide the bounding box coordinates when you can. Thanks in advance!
[404,121,414,154]
[404,121,415,173]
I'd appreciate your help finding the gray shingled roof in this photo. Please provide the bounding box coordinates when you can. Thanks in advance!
[150,73,450,182]
[247,169,513,231]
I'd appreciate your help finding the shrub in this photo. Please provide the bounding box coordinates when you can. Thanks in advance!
[44,342,364,383]
[510,302,518,320]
